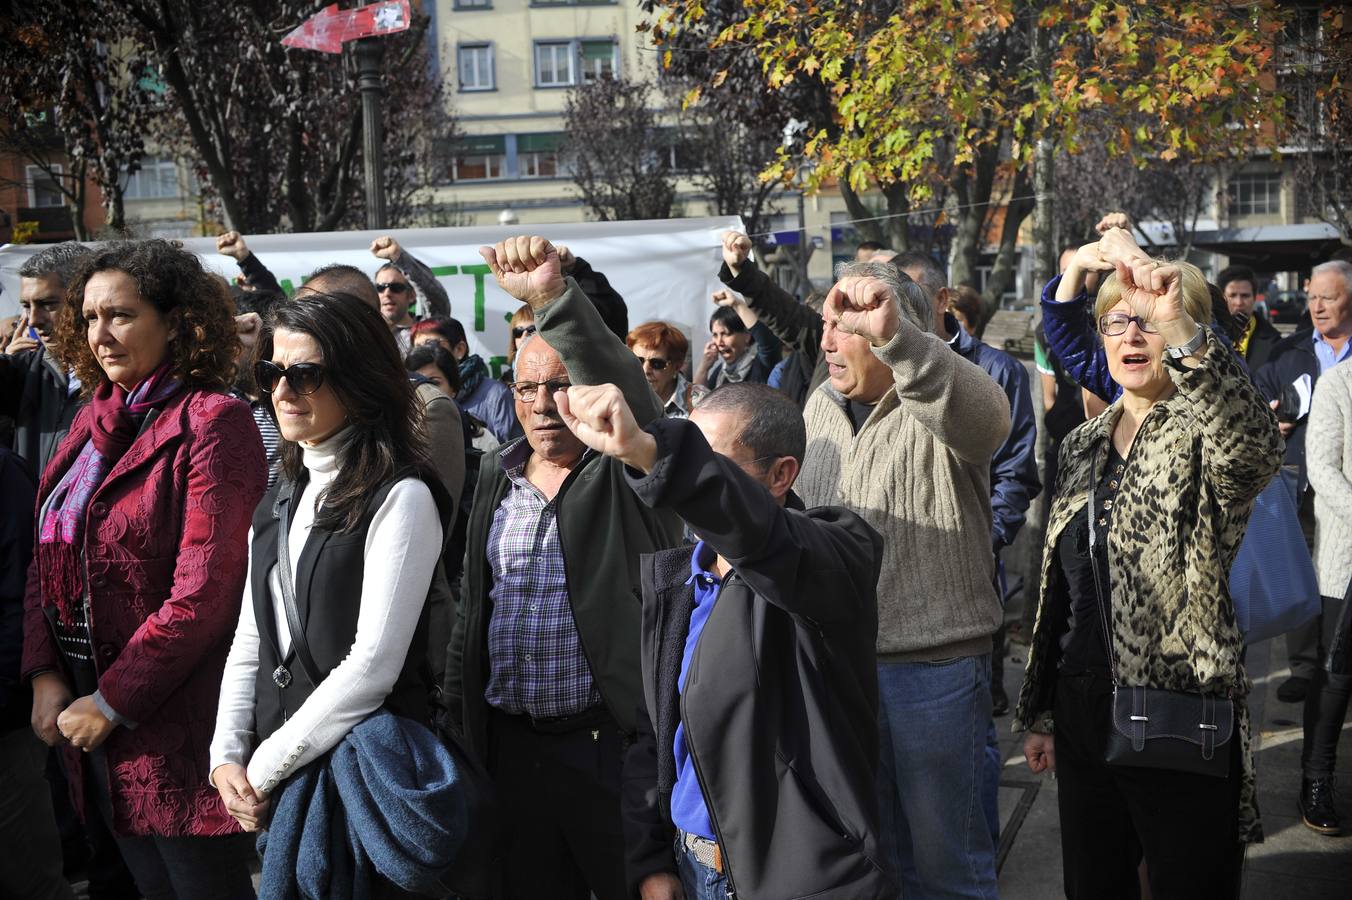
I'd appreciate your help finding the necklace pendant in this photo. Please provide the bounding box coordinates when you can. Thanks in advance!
[272,665,292,688]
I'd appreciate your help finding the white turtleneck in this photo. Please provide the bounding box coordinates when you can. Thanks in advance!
[208,429,442,795]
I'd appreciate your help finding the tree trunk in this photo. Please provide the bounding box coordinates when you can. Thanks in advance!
[948,144,998,291]
[156,51,245,231]
[882,183,911,252]
[839,180,882,244]
[980,168,1036,333]
[1032,137,1056,292]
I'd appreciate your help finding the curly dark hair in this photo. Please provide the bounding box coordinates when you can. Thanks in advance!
[53,240,239,397]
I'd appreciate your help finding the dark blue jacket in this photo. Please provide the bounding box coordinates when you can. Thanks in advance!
[257,711,473,900]
[0,447,36,731]
[948,316,1041,551]
[1253,327,1322,489]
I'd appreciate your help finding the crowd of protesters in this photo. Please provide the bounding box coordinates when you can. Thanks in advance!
[0,211,1348,900]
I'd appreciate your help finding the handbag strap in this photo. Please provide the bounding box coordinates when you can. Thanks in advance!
[276,492,322,687]
[1087,446,1122,686]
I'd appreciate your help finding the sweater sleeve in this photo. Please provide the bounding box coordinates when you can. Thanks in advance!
[393,249,451,319]
[245,479,443,795]
[871,318,1011,466]
[208,536,261,781]
[1306,369,1352,533]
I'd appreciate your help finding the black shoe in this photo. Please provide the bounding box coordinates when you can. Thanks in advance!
[1298,777,1342,835]
[991,685,1009,717]
[1277,675,1310,703]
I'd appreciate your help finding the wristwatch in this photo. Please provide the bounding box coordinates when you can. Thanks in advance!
[1165,326,1205,360]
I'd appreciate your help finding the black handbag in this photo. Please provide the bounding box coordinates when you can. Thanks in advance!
[1086,451,1234,779]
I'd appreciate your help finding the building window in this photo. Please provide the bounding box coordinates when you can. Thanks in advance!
[534,41,574,87]
[450,135,507,182]
[1228,172,1281,217]
[123,156,181,200]
[518,133,563,178]
[454,0,492,8]
[458,43,494,91]
[534,38,619,87]
[26,165,64,208]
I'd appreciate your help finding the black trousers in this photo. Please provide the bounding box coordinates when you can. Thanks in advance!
[1302,593,1352,779]
[488,708,629,900]
[1053,673,1244,900]
[1285,471,1322,680]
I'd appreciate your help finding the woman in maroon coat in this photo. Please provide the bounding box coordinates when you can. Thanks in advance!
[23,240,267,900]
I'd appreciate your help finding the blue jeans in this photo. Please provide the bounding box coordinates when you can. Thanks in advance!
[675,834,730,900]
[876,656,999,899]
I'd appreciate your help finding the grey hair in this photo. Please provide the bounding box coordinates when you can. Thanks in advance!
[695,382,806,465]
[1311,260,1352,295]
[832,260,933,334]
[891,251,947,303]
[18,241,94,286]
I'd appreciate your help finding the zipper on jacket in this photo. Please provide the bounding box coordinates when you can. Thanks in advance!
[679,573,739,898]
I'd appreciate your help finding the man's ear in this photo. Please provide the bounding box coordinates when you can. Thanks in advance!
[768,455,800,500]
[934,287,953,315]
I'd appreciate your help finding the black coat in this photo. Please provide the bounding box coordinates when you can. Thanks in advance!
[1244,316,1283,372]
[0,346,81,475]
[720,261,828,407]
[620,418,894,900]
[1254,327,1321,490]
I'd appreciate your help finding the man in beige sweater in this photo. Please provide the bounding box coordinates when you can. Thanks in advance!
[799,261,1011,899]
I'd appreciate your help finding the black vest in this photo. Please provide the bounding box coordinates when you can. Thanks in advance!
[250,471,432,742]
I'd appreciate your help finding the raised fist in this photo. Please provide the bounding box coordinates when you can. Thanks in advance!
[478,236,567,310]
[216,231,250,261]
[721,231,753,273]
[370,235,402,261]
[823,276,901,347]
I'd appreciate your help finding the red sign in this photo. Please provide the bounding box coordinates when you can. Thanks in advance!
[282,1,412,54]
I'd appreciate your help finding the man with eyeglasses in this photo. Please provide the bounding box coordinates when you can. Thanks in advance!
[370,235,452,355]
[443,235,682,900]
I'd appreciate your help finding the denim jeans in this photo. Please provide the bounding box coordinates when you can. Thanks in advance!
[876,655,999,899]
[675,834,730,900]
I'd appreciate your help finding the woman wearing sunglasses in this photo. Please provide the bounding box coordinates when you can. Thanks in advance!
[209,292,449,892]
[626,320,694,418]
[1015,246,1281,897]
[23,240,267,899]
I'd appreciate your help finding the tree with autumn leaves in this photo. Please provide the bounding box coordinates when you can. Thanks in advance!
[644,0,1299,322]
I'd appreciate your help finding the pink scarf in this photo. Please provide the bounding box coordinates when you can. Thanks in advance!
[38,364,182,625]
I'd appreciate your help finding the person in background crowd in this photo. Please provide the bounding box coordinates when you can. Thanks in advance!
[26,239,267,900]
[215,231,285,296]
[556,382,892,900]
[0,445,74,900]
[626,320,693,419]
[1017,249,1281,898]
[370,235,452,355]
[717,233,830,407]
[444,236,682,900]
[1217,264,1282,371]
[855,240,887,262]
[767,291,827,406]
[1299,355,1352,835]
[3,242,94,474]
[1255,260,1352,704]
[210,291,448,894]
[801,259,1011,898]
[502,304,536,384]
[411,315,522,446]
[694,294,782,390]
[949,284,983,336]
[406,343,463,400]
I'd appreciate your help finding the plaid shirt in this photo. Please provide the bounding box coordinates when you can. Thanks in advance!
[484,439,602,719]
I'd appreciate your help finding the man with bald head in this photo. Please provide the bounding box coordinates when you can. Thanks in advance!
[444,236,682,900]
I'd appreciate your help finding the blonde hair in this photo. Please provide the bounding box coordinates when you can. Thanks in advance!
[1094,259,1212,326]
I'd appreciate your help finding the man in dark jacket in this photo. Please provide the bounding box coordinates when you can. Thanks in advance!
[443,236,681,900]
[553,380,892,900]
[1,242,92,475]
[1218,264,1282,371]
[1254,259,1352,702]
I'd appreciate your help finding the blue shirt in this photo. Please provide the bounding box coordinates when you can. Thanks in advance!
[671,541,721,841]
[1312,330,1352,375]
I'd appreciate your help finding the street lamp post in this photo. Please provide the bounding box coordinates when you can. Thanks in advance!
[355,24,386,229]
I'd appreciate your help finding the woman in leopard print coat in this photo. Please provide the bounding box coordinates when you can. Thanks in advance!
[1015,234,1282,899]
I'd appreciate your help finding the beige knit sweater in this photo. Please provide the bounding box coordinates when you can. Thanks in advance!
[1308,359,1352,600]
[798,318,1012,660]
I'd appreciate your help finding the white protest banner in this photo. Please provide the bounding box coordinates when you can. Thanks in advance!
[0,216,744,374]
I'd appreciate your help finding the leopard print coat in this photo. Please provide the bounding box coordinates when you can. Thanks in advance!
[1013,329,1282,843]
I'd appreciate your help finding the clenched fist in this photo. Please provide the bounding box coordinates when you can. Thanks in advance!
[370,235,403,261]
[216,231,250,261]
[556,383,656,472]
[823,277,901,347]
[478,236,567,310]
[721,231,753,275]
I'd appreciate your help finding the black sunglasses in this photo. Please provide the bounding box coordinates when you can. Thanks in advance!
[635,355,670,372]
[254,361,326,395]
[376,281,409,295]
[512,324,537,340]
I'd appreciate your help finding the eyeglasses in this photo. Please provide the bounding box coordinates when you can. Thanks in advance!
[254,361,326,395]
[376,281,409,295]
[510,378,571,402]
[635,355,670,372]
[512,324,537,340]
[1098,313,1159,336]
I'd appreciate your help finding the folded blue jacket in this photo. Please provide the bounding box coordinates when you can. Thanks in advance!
[257,710,471,900]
